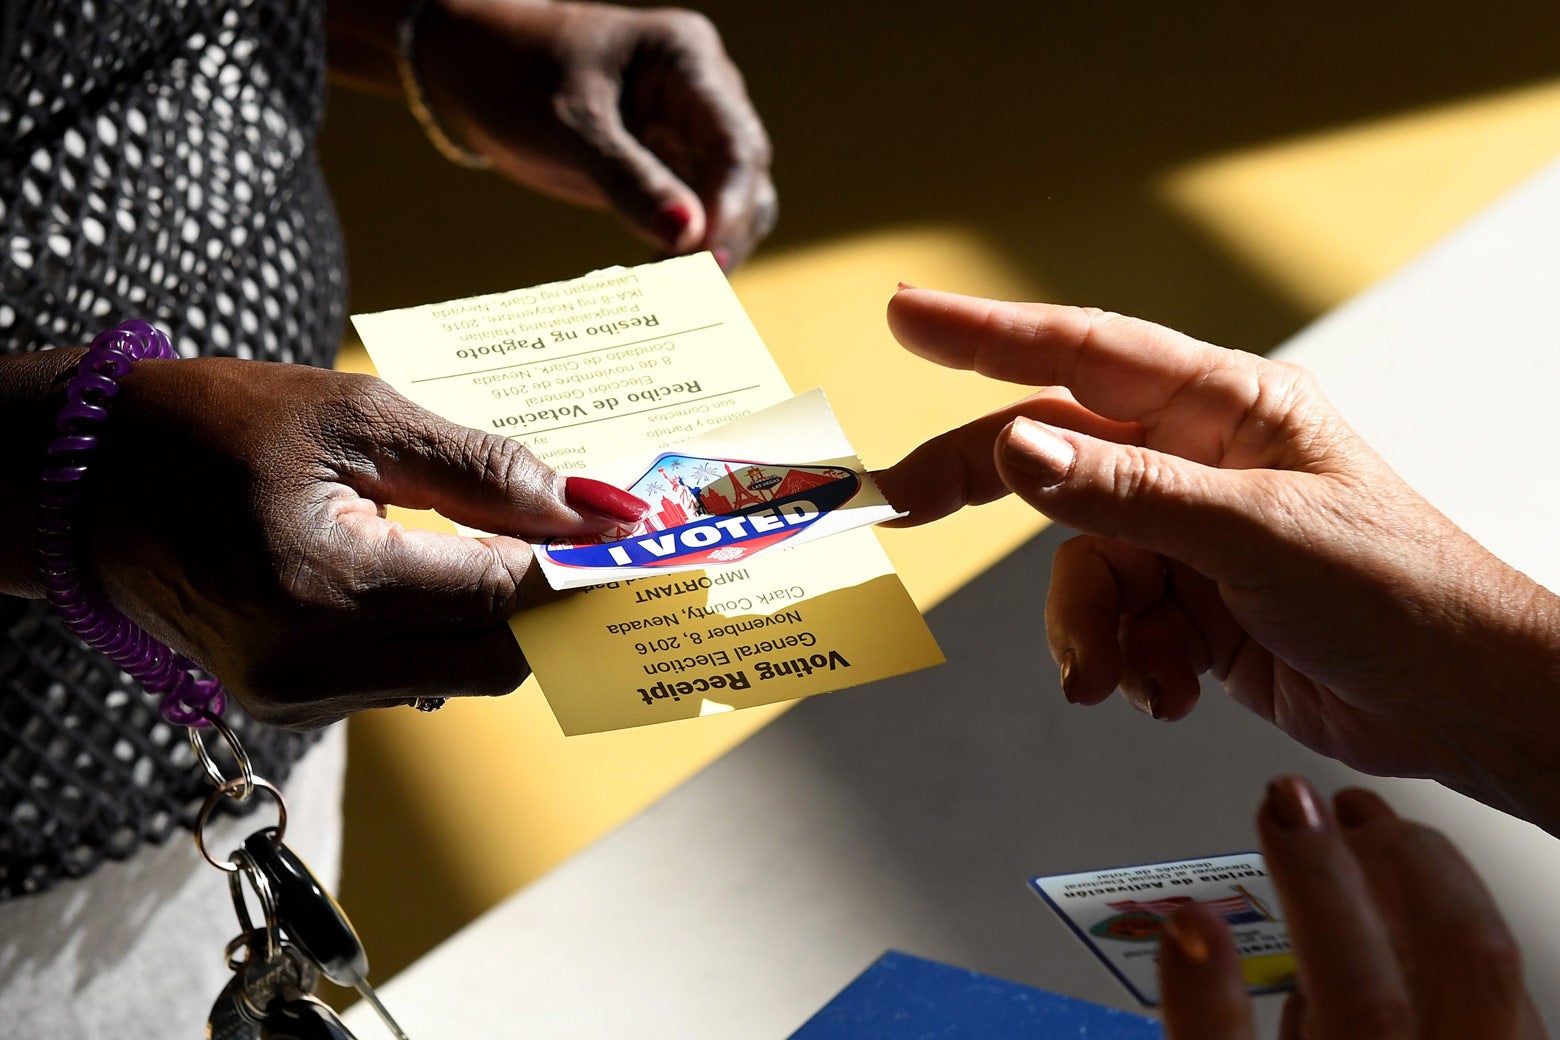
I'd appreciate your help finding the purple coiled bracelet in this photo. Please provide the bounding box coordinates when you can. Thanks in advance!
[37,320,226,726]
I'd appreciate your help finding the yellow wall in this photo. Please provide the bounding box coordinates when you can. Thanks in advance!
[318,2,1560,985]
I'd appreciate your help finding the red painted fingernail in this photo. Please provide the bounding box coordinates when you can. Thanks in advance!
[565,477,650,523]
[657,203,692,244]
[1266,776,1325,832]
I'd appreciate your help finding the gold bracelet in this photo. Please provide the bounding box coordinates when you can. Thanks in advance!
[395,0,493,170]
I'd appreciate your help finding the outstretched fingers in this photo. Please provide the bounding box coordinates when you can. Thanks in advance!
[873,387,1141,526]
[886,288,1266,451]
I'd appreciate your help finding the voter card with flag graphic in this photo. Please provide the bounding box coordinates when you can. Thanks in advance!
[1030,852,1296,1006]
[536,390,901,590]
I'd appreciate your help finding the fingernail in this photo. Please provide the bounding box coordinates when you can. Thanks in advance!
[1059,649,1078,703]
[1160,914,1209,965]
[1003,418,1074,488]
[1146,676,1164,720]
[713,247,732,271]
[897,281,918,291]
[657,203,692,244]
[1280,990,1308,1040]
[565,476,650,523]
[1267,776,1325,832]
[1333,788,1395,829]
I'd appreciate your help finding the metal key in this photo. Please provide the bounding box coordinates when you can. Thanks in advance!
[208,933,319,1040]
[244,829,411,1040]
[260,994,360,1040]
[208,971,265,1040]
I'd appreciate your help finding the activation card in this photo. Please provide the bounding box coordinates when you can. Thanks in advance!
[1030,852,1296,1006]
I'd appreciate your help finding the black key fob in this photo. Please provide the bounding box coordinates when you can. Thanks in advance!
[260,996,358,1040]
[244,829,368,986]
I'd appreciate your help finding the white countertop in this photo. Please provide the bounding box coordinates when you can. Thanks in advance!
[348,156,1560,1039]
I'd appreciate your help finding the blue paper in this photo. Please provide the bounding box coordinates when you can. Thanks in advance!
[787,951,1163,1039]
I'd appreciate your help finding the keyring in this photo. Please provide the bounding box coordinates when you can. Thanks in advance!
[194,777,287,872]
[189,710,256,801]
[227,848,282,963]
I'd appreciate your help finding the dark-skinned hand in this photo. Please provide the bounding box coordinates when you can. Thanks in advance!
[417,0,776,268]
[71,358,643,728]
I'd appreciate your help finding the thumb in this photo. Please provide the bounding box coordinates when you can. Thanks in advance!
[355,402,647,538]
[996,416,1276,582]
[1159,903,1258,1040]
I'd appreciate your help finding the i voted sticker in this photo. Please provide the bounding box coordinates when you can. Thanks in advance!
[536,390,903,590]
[546,455,860,571]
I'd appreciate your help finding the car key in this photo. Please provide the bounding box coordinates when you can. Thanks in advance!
[208,932,319,1040]
[260,994,360,1039]
[243,829,410,1040]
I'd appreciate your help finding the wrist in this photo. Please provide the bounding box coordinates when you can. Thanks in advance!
[1433,562,1560,835]
[395,0,495,169]
[31,322,226,725]
[0,349,87,597]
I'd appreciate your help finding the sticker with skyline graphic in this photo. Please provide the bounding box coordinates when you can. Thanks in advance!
[537,391,901,589]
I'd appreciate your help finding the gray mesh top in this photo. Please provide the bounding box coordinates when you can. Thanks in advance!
[1,0,346,898]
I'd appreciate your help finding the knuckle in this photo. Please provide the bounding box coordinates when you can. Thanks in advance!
[272,530,363,607]
[1259,360,1307,401]
[1460,930,1526,1002]
[731,120,774,169]
[1396,828,1527,997]
[750,184,779,238]
[1080,306,1129,335]
[1247,358,1318,423]
[454,424,511,482]
[1109,444,1162,502]
[465,429,555,510]
[316,373,407,443]
[1096,447,1170,541]
[1328,991,1415,1037]
[1066,307,1129,380]
[552,89,615,145]
[658,8,721,47]
[477,561,523,620]
[1076,306,1130,351]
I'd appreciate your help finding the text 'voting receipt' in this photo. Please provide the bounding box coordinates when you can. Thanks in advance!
[353,253,943,735]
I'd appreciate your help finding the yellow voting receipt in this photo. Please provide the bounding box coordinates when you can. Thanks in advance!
[352,254,943,734]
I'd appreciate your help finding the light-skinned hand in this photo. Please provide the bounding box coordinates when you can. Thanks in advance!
[873,286,1560,834]
[1159,778,1546,1039]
